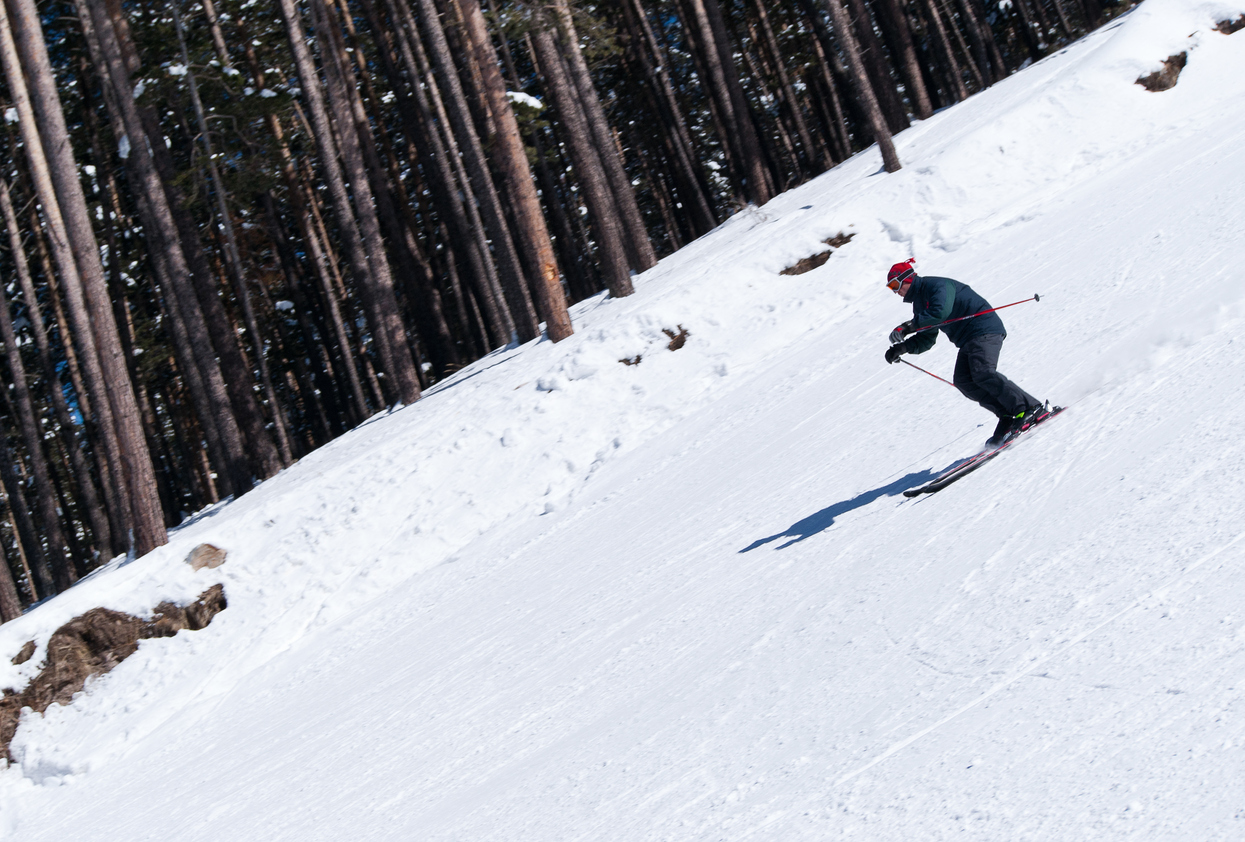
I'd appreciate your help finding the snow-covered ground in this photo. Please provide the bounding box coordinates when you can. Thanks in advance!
[3,0,1245,837]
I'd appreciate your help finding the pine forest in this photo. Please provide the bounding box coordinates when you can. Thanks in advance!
[0,0,1133,618]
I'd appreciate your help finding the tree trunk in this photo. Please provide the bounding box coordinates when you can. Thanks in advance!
[618,0,718,235]
[0,248,75,591]
[822,0,903,172]
[407,0,539,344]
[1010,0,1045,62]
[871,0,935,119]
[0,535,21,621]
[0,429,53,601]
[327,0,459,375]
[276,0,420,406]
[0,179,114,561]
[530,22,634,298]
[844,0,910,132]
[170,1,293,468]
[552,0,657,273]
[1079,0,1104,28]
[306,0,422,403]
[456,0,573,342]
[919,0,968,103]
[738,38,797,180]
[4,0,167,555]
[235,24,375,422]
[77,0,253,499]
[952,0,997,87]
[752,0,831,170]
[679,0,775,205]
[796,0,853,161]
[369,0,514,348]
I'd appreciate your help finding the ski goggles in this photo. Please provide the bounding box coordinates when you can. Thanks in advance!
[887,272,914,293]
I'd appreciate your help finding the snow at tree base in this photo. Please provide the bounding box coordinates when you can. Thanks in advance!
[3,0,1245,836]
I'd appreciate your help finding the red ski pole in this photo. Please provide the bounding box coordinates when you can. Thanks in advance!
[907,294,1041,336]
[899,357,956,388]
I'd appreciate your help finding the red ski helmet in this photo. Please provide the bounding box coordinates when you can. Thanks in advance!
[887,260,916,292]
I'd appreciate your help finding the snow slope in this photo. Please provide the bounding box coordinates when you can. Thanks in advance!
[3,0,1245,837]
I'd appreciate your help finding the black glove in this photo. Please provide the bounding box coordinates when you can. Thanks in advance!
[889,321,914,345]
[885,345,905,364]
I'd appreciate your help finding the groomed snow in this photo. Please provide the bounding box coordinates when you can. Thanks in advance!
[3,0,1245,837]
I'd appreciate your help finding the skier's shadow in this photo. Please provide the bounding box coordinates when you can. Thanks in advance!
[739,469,936,552]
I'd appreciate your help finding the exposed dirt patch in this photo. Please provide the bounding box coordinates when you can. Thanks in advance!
[663,326,690,351]
[780,251,831,276]
[0,585,226,761]
[780,231,856,275]
[1136,53,1187,92]
[11,641,35,666]
[619,326,689,366]
[1217,15,1245,34]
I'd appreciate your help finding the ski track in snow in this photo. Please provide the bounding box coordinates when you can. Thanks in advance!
[3,0,1245,838]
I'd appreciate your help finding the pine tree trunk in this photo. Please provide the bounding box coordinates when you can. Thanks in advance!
[0,537,21,621]
[823,0,903,172]
[1079,0,1104,28]
[170,2,292,468]
[679,0,775,205]
[739,38,797,179]
[871,0,935,119]
[844,0,910,132]
[135,98,286,480]
[919,0,968,102]
[531,128,598,301]
[1010,0,1045,62]
[305,0,422,403]
[552,0,657,273]
[618,0,717,234]
[458,0,573,341]
[752,0,831,170]
[796,0,853,160]
[0,253,75,591]
[404,0,538,344]
[346,0,500,356]
[4,0,167,555]
[0,432,53,601]
[940,0,985,91]
[0,179,114,560]
[234,25,373,424]
[77,0,252,498]
[259,191,341,442]
[276,0,419,405]
[632,137,683,250]
[530,21,634,298]
[370,0,514,348]
[297,160,376,421]
[327,0,458,374]
[952,0,997,86]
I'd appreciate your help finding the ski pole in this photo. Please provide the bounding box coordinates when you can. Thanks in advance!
[907,294,1041,336]
[899,357,956,388]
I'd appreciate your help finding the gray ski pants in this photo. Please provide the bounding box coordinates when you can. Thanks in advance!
[952,334,1040,419]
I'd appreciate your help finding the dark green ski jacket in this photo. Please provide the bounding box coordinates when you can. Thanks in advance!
[900,275,1006,354]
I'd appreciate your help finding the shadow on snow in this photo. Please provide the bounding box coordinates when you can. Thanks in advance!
[740,469,936,552]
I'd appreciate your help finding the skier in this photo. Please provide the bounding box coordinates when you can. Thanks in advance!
[884,260,1049,445]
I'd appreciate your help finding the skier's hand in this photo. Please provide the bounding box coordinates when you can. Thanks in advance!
[885,345,905,364]
[889,321,914,344]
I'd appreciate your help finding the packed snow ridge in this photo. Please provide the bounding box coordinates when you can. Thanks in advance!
[2,0,1245,837]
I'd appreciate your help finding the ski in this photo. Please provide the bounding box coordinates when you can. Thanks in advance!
[904,406,1065,497]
